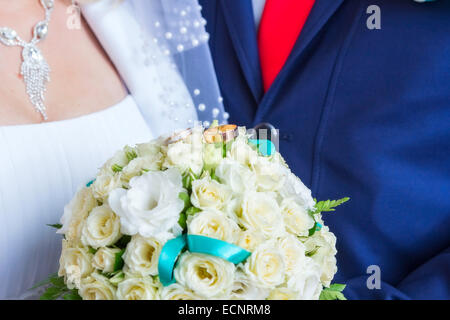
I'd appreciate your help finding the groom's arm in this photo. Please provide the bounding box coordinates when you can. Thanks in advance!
[344,247,450,300]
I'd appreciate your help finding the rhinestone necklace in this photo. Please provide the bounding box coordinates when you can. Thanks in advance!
[0,0,54,120]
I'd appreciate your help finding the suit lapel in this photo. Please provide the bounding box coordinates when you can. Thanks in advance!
[220,0,263,103]
[255,0,345,123]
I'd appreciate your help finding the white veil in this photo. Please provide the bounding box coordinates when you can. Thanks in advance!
[125,0,227,129]
[81,0,226,136]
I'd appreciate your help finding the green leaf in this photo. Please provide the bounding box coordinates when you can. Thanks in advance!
[210,169,221,183]
[305,246,320,257]
[63,293,82,300]
[329,283,346,292]
[314,197,350,215]
[40,286,64,300]
[182,169,200,190]
[178,212,187,230]
[88,247,98,255]
[191,170,200,180]
[319,283,347,300]
[50,276,66,288]
[30,273,58,290]
[63,290,82,300]
[113,249,126,272]
[47,223,62,230]
[109,271,125,285]
[186,206,201,216]
[308,222,318,236]
[111,164,123,173]
[178,192,191,210]
[114,235,132,249]
[182,174,192,190]
[319,290,346,300]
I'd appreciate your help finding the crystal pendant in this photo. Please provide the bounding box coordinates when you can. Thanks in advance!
[0,27,18,46]
[20,44,50,120]
[42,0,54,10]
[34,22,49,40]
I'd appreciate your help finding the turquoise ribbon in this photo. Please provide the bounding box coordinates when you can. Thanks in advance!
[248,139,276,156]
[158,235,188,286]
[158,234,251,287]
[316,222,323,231]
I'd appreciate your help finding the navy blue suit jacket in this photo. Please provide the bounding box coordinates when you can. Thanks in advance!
[199,0,450,299]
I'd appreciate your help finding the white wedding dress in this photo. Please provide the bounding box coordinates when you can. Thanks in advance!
[0,96,153,299]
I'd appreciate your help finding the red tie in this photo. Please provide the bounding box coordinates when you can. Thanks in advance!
[258,0,315,91]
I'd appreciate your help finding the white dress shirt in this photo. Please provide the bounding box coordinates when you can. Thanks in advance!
[252,0,266,29]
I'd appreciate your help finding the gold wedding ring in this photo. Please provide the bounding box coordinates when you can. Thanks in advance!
[165,128,193,145]
[204,124,238,143]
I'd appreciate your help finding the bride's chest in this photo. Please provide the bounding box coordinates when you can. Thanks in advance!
[0,5,126,126]
[0,99,152,219]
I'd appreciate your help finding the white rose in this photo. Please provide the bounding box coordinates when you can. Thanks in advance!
[228,135,259,167]
[230,270,269,300]
[109,168,185,241]
[278,235,307,276]
[116,276,158,300]
[191,177,232,211]
[281,198,315,236]
[215,159,256,194]
[268,152,288,168]
[123,235,163,276]
[92,247,121,273]
[92,170,123,201]
[121,153,163,182]
[304,227,338,287]
[187,209,240,243]
[240,192,284,238]
[223,197,242,223]
[236,230,264,252]
[57,187,96,242]
[174,253,235,299]
[79,273,116,300]
[287,257,322,300]
[136,141,162,157]
[160,283,200,300]
[103,149,130,172]
[81,205,122,248]
[251,157,286,192]
[279,170,315,211]
[267,287,299,300]
[243,240,285,288]
[163,129,203,175]
[58,240,94,289]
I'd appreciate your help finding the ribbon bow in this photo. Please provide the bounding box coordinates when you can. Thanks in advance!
[158,234,251,286]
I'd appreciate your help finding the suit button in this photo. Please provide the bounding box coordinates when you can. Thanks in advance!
[281,133,293,142]
[253,122,278,141]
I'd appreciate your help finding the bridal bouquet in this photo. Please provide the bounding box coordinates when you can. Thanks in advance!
[39,124,348,300]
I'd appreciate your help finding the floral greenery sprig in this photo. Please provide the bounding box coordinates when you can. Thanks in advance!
[34,274,82,300]
[314,198,350,214]
[306,198,349,300]
[308,197,350,237]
